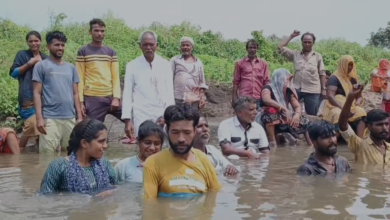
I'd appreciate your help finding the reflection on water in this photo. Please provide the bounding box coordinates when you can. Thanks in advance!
[3,142,390,219]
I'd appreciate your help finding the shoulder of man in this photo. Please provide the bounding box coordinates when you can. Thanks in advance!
[193,148,213,162]
[235,57,246,65]
[144,148,169,166]
[296,163,313,175]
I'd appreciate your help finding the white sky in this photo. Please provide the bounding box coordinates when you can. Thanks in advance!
[1,0,388,46]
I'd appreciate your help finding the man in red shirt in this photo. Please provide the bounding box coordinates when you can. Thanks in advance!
[232,39,270,108]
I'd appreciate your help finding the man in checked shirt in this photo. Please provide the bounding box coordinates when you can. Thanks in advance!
[232,39,271,109]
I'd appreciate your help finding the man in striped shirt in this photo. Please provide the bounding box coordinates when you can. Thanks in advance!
[75,18,122,124]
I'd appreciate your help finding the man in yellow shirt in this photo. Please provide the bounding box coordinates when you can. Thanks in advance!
[143,103,221,198]
[75,18,122,123]
[339,83,390,164]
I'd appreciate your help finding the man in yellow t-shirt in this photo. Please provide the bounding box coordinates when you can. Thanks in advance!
[143,103,221,198]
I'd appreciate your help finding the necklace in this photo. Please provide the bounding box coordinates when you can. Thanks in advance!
[322,159,335,166]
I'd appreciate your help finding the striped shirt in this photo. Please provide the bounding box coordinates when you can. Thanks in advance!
[75,44,121,102]
[38,157,117,195]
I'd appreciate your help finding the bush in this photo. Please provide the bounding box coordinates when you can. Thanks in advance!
[1,12,390,120]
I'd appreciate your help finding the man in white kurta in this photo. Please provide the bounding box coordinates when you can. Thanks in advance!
[122,31,175,138]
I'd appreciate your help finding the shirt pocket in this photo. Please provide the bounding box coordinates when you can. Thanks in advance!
[231,137,241,143]
[295,60,305,71]
[307,59,318,75]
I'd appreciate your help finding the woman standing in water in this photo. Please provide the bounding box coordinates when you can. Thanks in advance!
[115,120,164,183]
[9,31,48,149]
[38,119,117,195]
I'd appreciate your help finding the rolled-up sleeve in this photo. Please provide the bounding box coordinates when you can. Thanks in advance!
[339,125,361,154]
[121,62,134,120]
[279,47,295,61]
[232,61,241,85]
[317,54,326,76]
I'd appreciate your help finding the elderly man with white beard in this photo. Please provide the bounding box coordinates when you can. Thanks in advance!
[193,115,239,176]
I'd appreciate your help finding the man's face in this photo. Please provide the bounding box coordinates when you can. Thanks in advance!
[368,118,389,140]
[246,42,258,57]
[180,41,193,56]
[194,117,210,145]
[90,24,105,42]
[140,34,157,59]
[314,135,337,157]
[237,103,257,124]
[47,39,65,59]
[302,35,314,52]
[168,120,195,155]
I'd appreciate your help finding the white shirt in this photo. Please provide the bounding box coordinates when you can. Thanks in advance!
[218,116,269,152]
[121,54,175,136]
[204,145,238,172]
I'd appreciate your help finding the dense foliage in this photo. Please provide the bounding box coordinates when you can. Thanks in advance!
[1,12,390,120]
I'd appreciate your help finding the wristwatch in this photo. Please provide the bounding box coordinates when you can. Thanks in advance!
[322,86,326,90]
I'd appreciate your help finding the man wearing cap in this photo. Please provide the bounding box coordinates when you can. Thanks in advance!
[170,36,208,111]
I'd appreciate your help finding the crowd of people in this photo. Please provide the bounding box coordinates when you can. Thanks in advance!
[0,18,390,198]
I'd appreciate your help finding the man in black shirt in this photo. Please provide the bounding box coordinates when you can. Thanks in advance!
[297,120,351,176]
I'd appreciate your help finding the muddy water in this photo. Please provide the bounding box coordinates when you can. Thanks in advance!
[1,117,390,219]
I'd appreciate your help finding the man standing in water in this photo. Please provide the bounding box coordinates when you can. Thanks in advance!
[122,31,175,139]
[232,39,270,108]
[297,120,351,175]
[278,30,326,116]
[143,104,221,198]
[33,31,82,153]
[75,19,122,123]
[339,84,390,164]
[170,36,208,111]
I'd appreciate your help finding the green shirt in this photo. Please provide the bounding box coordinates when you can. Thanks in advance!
[38,157,117,195]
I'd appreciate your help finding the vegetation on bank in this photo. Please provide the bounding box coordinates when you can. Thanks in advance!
[1,11,390,122]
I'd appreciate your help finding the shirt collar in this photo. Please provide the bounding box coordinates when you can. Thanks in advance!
[366,136,390,150]
[205,145,212,155]
[244,56,260,62]
[300,50,316,56]
[307,152,338,164]
[232,116,252,130]
[178,54,198,61]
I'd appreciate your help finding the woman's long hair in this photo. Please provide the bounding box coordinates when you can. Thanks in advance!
[66,119,113,195]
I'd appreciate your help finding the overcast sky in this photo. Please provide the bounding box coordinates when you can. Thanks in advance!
[1,0,387,46]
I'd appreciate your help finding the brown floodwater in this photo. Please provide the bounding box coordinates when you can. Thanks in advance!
[1,118,390,219]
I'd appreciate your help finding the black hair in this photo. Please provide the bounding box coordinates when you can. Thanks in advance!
[366,109,389,125]
[301,32,316,43]
[25,31,41,41]
[232,96,256,112]
[137,120,165,143]
[89,18,106,31]
[246,39,259,49]
[46,30,67,44]
[164,103,200,130]
[325,70,332,76]
[308,120,336,141]
[67,119,107,155]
